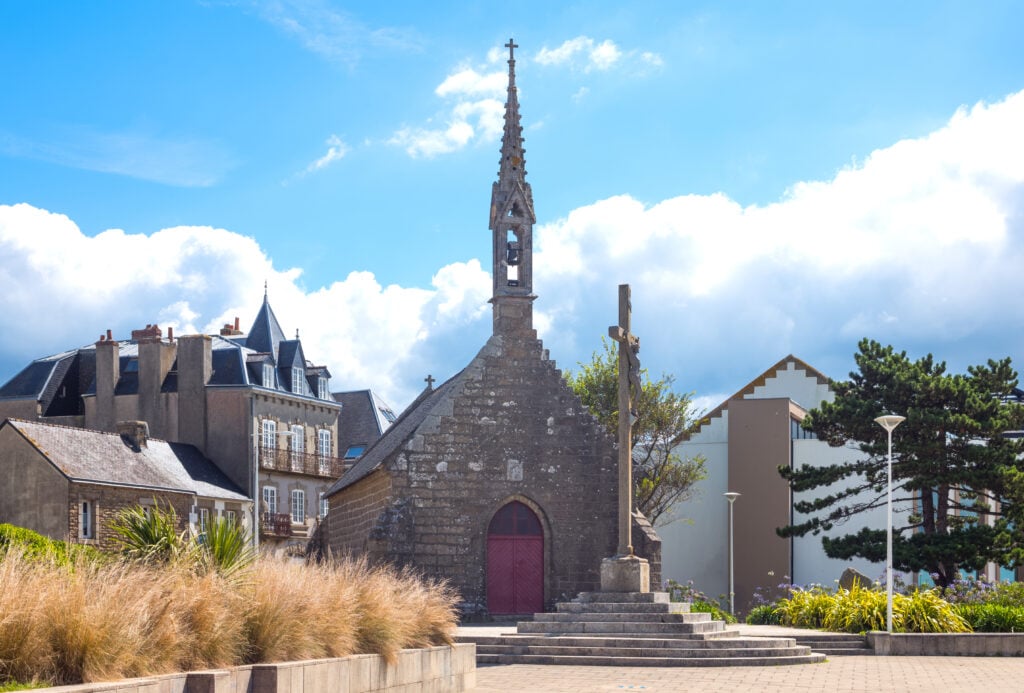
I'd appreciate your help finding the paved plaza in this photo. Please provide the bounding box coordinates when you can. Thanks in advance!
[460,624,1024,692]
[472,657,1024,692]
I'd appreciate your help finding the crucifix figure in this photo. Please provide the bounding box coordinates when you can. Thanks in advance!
[608,284,640,556]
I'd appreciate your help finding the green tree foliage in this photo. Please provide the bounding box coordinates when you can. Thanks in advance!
[778,339,1024,588]
[565,338,706,526]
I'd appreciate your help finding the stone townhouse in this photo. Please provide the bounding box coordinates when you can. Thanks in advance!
[0,292,342,553]
[0,418,249,551]
[325,40,659,616]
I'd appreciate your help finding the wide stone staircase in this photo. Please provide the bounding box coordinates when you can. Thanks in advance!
[459,592,827,667]
[791,633,870,656]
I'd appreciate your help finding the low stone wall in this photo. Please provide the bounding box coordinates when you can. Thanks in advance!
[33,644,475,693]
[868,632,1024,656]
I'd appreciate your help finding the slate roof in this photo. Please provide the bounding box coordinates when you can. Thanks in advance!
[3,418,248,501]
[332,389,396,458]
[327,373,463,495]
[243,294,287,359]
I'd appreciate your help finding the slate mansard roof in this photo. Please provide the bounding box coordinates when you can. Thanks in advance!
[332,389,397,456]
[0,298,337,413]
[2,418,248,501]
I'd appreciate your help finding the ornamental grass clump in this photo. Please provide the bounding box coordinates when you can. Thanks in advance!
[0,518,460,689]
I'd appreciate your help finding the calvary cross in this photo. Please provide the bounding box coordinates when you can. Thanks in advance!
[608,283,641,556]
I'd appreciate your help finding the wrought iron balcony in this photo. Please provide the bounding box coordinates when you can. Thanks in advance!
[258,445,346,478]
[260,512,293,537]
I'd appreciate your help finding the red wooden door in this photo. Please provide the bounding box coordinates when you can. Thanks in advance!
[487,502,543,615]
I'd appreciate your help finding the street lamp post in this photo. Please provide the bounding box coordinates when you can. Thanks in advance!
[724,492,741,615]
[874,414,906,633]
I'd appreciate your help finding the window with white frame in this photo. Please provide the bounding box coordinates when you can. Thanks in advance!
[262,486,277,515]
[318,376,329,400]
[199,507,210,532]
[317,429,331,473]
[225,509,236,525]
[261,419,276,450]
[291,489,305,524]
[291,367,305,394]
[290,425,304,471]
[80,500,94,539]
[263,362,275,388]
[319,492,329,519]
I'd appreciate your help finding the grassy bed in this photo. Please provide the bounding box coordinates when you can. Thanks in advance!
[0,523,458,688]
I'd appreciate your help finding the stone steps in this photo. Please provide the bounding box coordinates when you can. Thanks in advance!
[792,635,870,656]
[463,591,827,667]
[534,611,711,623]
[476,653,826,667]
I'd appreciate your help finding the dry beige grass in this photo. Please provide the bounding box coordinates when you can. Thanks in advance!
[0,550,459,686]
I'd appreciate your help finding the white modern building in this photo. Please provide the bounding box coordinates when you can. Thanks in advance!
[659,355,913,612]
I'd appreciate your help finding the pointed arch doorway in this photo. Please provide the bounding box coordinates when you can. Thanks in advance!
[487,501,544,615]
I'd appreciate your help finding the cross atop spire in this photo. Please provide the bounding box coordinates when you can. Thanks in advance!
[505,38,518,63]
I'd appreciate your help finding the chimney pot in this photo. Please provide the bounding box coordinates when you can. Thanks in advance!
[106,329,113,340]
[168,326,174,341]
[116,420,149,450]
[234,316,240,331]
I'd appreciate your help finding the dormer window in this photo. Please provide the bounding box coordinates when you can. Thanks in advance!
[291,367,304,394]
[262,363,275,388]
[318,376,329,400]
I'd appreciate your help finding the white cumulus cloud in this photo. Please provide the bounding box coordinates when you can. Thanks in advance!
[388,60,506,158]
[534,36,659,74]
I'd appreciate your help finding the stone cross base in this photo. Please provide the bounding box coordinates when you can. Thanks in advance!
[600,555,650,593]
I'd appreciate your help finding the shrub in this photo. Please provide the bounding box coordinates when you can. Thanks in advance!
[955,603,1024,632]
[689,599,737,624]
[665,579,736,623]
[109,503,188,564]
[821,584,887,633]
[775,585,836,629]
[0,524,102,565]
[746,604,781,625]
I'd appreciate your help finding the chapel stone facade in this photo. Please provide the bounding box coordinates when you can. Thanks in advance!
[326,40,659,615]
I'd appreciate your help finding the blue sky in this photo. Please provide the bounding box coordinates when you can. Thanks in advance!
[1,1,1023,411]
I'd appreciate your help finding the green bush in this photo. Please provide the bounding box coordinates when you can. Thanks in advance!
[0,524,102,565]
[690,599,737,624]
[956,603,1024,632]
[774,583,970,633]
[746,604,781,625]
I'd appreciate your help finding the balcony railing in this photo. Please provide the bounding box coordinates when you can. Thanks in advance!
[260,512,292,537]
[258,445,346,478]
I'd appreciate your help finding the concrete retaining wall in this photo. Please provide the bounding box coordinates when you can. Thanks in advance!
[868,632,1024,656]
[33,644,475,693]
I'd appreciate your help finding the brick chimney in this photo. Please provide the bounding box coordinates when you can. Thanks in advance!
[136,324,176,438]
[220,317,243,336]
[176,334,211,454]
[92,330,119,432]
[117,420,149,450]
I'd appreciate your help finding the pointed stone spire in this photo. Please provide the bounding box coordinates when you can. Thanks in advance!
[489,38,537,337]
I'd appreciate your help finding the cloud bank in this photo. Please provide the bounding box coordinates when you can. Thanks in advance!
[1,89,1022,411]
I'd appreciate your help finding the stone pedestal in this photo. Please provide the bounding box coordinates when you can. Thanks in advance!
[600,555,650,593]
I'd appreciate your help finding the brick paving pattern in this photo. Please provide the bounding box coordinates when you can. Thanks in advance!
[473,657,1024,692]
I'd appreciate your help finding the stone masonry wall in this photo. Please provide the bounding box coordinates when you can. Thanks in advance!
[327,469,393,557]
[68,483,195,553]
[375,331,621,611]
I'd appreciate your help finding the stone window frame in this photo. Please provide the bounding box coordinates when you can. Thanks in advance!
[317,428,332,472]
[290,423,305,471]
[290,489,305,524]
[262,485,278,516]
[318,490,329,519]
[261,418,277,451]
[79,498,96,540]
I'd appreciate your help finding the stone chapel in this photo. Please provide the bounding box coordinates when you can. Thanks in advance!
[324,40,659,616]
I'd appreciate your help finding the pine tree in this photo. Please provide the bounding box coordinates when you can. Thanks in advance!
[778,339,1024,587]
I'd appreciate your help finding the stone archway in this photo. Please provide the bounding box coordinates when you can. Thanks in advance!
[486,500,544,615]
